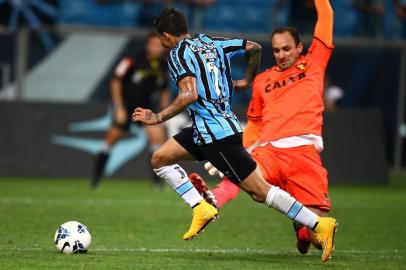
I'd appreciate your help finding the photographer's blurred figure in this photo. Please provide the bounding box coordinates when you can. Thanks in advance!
[92,33,170,189]
[324,74,344,112]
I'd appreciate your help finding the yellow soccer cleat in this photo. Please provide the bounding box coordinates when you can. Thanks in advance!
[313,217,338,262]
[183,200,218,240]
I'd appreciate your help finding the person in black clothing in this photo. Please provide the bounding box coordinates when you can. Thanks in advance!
[92,33,170,189]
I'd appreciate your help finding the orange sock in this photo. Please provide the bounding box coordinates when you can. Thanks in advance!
[212,177,241,208]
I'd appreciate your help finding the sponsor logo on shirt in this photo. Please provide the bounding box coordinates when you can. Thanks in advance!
[264,72,306,93]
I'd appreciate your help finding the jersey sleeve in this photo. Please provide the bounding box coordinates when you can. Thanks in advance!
[314,0,334,47]
[308,0,334,68]
[213,37,247,59]
[167,43,196,85]
[114,57,134,79]
[306,38,333,70]
[246,77,263,120]
[243,119,261,149]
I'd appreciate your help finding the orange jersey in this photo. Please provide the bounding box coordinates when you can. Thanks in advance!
[247,38,333,143]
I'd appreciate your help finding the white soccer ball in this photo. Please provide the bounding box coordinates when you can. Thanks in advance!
[54,221,92,254]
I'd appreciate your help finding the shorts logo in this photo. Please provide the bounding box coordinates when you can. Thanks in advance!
[175,166,186,179]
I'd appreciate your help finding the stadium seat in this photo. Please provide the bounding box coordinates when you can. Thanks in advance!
[58,0,141,27]
[331,0,359,37]
[202,1,277,33]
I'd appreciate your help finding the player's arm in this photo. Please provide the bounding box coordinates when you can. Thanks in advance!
[314,0,334,47]
[110,77,124,107]
[243,119,261,146]
[111,58,133,124]
[243,75,263,149]
[111,78,128,124]
[233,41,262,91]
[132,76,198,125]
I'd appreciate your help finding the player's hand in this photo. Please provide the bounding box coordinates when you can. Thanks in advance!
[233,79,250,91]
[132,107,162,125]
[204,162,224,178]
[114,106,128,125]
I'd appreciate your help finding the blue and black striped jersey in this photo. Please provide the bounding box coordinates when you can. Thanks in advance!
[167,34,246,145]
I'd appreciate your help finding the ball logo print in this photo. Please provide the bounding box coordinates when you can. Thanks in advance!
[54,221,92,254]
[72,240,87,254]
[54,227,70,245]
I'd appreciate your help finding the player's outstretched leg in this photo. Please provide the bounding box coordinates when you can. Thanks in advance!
[91,152,109,189]
[239,169,337,262]
[154,165,218,240]
[265,186,338,262]
[188,173,218,208]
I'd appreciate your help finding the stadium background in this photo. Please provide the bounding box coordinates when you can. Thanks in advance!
[0,0,404,180]
[0,1,405,268]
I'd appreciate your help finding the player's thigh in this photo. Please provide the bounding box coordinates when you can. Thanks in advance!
[151,137,195,168]
[200,134,257,185]
[144,124,166,145]
[285,147,330,211]
[250,145,284,187]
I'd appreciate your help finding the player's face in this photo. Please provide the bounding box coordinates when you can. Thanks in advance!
[271,32,303,71]
[146,36,165,59]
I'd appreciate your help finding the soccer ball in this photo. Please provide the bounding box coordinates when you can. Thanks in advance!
[54,221,92,254]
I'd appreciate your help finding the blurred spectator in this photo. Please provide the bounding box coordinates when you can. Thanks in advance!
[91,33,170,189]
[353,0,386,38]
[394,0,406,17]
[393,0,406,37]
[324,75,344,112]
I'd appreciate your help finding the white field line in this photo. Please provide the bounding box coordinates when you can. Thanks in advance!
[0,197,181,206]
[1,246,404,258]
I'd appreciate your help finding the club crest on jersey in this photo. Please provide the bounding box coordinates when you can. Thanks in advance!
[296,62,306,71]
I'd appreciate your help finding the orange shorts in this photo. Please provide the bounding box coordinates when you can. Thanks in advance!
[251,143,330,211]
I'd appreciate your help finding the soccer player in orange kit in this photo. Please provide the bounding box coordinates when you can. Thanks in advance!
[191,0,335,256]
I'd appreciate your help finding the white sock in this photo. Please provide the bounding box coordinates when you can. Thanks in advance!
[154,164,203,207]
[265,186,318,229]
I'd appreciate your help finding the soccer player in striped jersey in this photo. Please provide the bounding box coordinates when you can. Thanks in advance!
[132,7,337,262]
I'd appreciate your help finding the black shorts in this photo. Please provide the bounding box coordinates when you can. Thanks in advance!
[173,127,257,184]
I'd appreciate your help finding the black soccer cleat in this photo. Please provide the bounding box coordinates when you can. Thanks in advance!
[91,152,109,189]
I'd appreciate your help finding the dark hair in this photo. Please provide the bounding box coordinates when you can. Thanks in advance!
[271,26,301,46]
[153,8,188,37]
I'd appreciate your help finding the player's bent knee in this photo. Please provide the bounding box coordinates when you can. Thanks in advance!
[151,151,168,169]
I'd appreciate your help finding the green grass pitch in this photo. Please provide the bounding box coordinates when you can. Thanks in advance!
[0,176,405,269]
